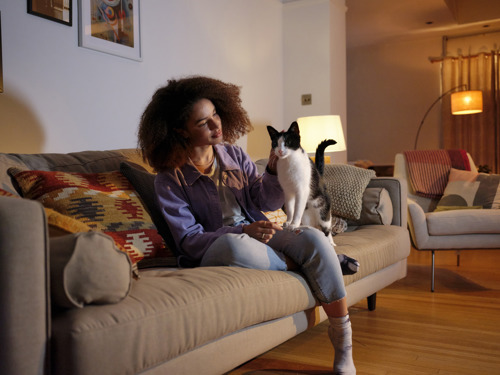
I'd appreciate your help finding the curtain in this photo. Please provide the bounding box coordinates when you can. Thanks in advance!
[441,52,500,174]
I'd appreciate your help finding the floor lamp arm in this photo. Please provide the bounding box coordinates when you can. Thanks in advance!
[413,85,467,150]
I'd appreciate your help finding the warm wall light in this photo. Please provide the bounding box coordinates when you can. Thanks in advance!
[413,85,483,149]
[451,90,483,114]
[297,115,347,154]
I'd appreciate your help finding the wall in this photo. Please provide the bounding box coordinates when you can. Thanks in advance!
[347,35,443,165]
[0,1,284,157]
[278,0,347,164]
[347,28,500,166]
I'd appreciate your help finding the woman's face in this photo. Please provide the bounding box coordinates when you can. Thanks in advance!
[181,98,223,147]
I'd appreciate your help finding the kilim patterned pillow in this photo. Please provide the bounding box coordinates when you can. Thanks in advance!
[1,187,92,236]
[0,188,18,198]
[120,162,178,268]
[45,207,94,235]
[8,168,170,265]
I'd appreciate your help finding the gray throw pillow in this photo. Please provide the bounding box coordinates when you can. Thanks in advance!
[349,187,393,226]
[323,164,376,220]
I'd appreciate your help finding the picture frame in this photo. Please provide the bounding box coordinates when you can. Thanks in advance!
[78,0,141,61]
[28,0,72,26]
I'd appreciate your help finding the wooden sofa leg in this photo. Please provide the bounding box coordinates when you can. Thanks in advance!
[367,293,376,311]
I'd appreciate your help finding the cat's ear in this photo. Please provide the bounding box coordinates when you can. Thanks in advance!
[289,121,300,135]
[267,125,280,137]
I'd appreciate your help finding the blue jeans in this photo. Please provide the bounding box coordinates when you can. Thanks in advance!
[200,226,346,304]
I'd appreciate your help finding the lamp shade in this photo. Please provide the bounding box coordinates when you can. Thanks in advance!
[451,90,483,115]
[296,115,346,154]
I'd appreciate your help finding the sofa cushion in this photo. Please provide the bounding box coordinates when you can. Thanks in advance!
[435,168,500,211]
[426,209,500,235]
[0,149,147,195]
[323,164,375,220]
[9,150,133,173]
[50,232,132,308]
[51,267,316,375]
[8,168,170,265]
[336,225,410,284]
[0,154,31,195]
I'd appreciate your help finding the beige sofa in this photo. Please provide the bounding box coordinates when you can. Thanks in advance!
[0,149,410,375]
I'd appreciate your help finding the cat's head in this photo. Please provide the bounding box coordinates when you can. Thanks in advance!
[267,122,301,159]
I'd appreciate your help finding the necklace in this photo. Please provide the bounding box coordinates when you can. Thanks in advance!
[192,151,215,167]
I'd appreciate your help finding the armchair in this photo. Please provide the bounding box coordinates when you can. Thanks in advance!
[394,151,500,291]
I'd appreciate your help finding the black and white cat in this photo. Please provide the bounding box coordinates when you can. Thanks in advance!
[267,121,359,275]
[267,121,335,243]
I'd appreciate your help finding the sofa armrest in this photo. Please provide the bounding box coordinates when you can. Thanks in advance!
[366,177,407,228]
[0,196,50,375]
[406,198,430,249]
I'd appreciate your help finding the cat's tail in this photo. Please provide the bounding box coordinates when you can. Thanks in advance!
[315,139,337,175]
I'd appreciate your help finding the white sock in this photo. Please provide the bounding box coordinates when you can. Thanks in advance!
[328,315,356,375]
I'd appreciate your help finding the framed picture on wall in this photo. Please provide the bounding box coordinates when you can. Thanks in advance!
[28,0,72,26]
[78,0,141,61]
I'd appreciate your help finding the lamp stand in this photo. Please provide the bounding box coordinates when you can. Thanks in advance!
[413,84,467,150]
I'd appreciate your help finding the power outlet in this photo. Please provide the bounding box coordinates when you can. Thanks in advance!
[301,94,312,105]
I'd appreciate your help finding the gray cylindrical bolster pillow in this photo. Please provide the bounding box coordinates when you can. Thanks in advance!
[50,231,132,309]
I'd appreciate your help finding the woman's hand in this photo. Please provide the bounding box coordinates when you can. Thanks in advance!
[243,220,282,243]
[266,149,279,175]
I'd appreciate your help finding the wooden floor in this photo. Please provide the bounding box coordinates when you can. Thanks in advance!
[227,248,500,375]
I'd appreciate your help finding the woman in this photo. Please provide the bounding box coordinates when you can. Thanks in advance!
[138,76,356,375]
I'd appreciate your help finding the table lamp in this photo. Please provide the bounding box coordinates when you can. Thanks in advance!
[297,115,346,163]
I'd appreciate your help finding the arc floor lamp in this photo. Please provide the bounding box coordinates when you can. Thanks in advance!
[413,85,483,149]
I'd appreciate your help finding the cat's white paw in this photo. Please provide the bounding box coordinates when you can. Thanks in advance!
[288,221,302,231]
[327,233,336,248]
